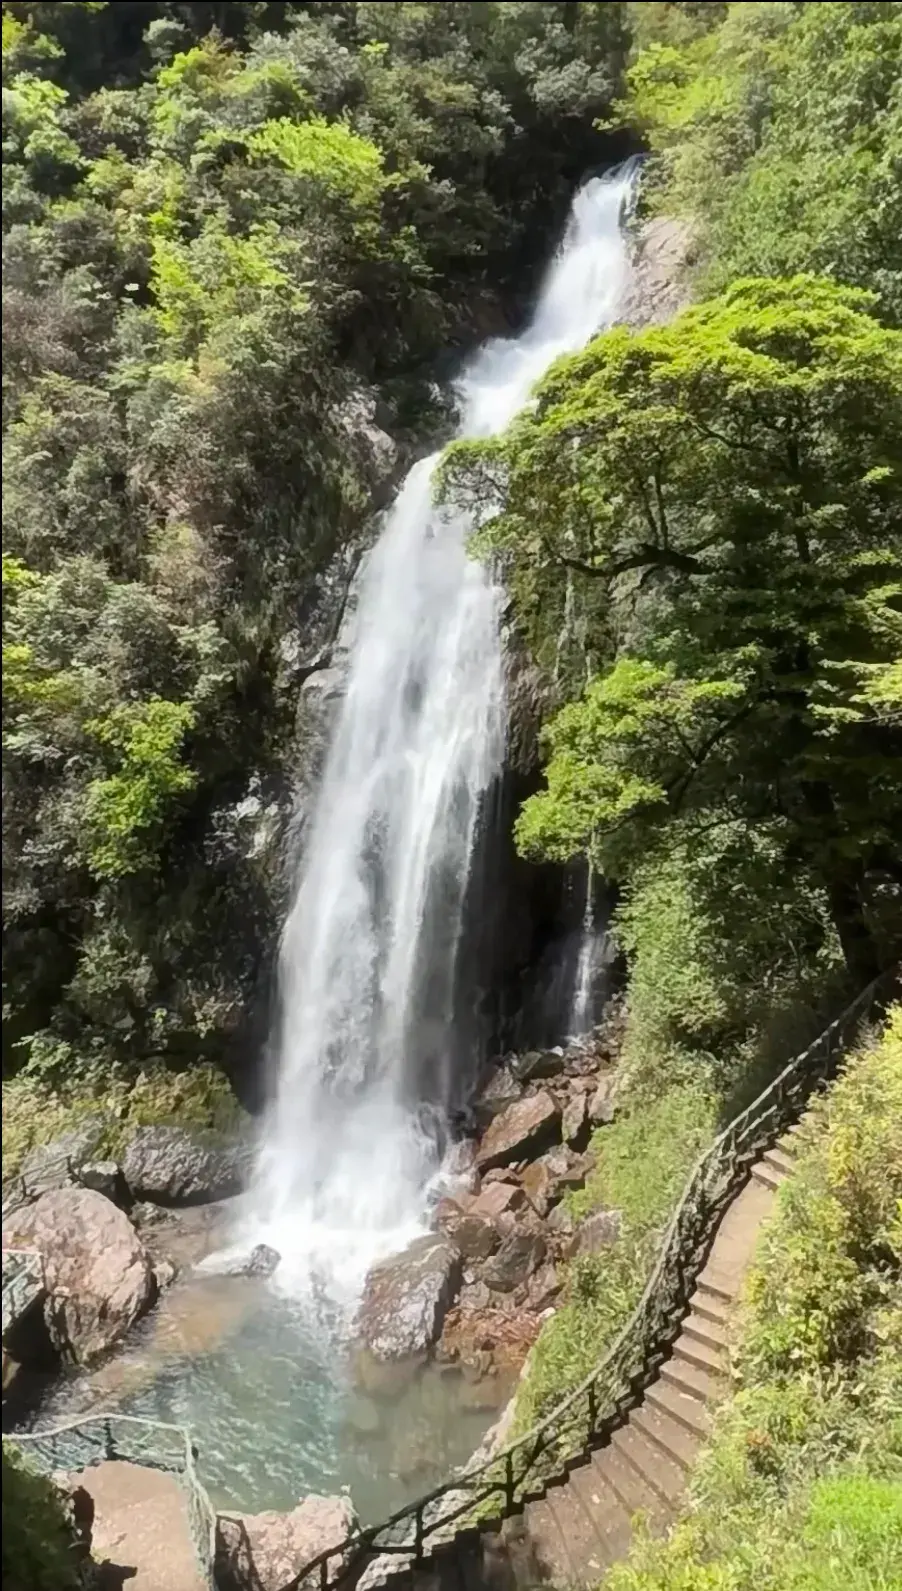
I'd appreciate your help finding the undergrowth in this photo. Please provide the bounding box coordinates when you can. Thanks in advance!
[514,1078,718,1433]
[1,1446,81,1591]
[606,1005,902,1591]
[2,1059,247,1180]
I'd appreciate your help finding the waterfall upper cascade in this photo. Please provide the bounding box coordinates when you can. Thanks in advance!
[253,165,636,1301]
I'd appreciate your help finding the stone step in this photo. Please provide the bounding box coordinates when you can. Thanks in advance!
[524,1496,579,1586]
[543,1476,612,1585]
[630,1403,700,1474]
[612,1422,686,1506]
[646,1378,712,1440]
[661,1350,722,1403]
[594,1443,672,1538]
[682,1311,728,1354]
[696,1267,737,1306]
[763,1145,795,1177]
[567,1457,634,1567]
[688,1287,730,1328]
[751,1161,786,1192]
[673,1329,727,1377]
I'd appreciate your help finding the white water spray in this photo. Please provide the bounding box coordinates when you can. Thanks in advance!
[253,166,636,1299]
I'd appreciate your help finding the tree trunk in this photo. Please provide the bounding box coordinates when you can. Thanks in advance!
[825,868,880,986]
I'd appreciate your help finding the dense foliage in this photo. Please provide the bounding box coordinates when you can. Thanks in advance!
[443,274,902,994]
[608,1006,902,1591]
[626,0,902,322]
[1,0,634,1092]
[442,0,902,1096]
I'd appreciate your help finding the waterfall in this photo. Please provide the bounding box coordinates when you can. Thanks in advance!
[253,164,636,1300]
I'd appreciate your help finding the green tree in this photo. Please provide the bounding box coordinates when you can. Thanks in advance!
[623,2,902,322]
[442,275,902,981]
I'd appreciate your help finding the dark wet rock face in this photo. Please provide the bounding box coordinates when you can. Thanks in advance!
[121,1125,249,1207]
[15,1118,110,1199]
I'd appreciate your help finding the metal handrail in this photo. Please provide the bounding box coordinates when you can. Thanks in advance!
[284,968,897,1591]
[3,1412,218,1589]
[3,971,895,1591]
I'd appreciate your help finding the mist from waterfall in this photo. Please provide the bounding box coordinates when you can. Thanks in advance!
[253,164,636,1300]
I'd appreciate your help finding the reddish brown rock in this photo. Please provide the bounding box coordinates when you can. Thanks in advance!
[475,1092,560,1172]
[562,1092,589,1146]
[482,1232,546,1293]
[216,1492,356,1591]
[589,1075,617,1125]
[519,1161,556,1218]
[452,1214,499,1263]
[468,1180,524,1220]
[527,1261,562,1313]
[4,1187,155,1362]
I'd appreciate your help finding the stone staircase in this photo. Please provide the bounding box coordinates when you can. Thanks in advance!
[485,1135,799,1588]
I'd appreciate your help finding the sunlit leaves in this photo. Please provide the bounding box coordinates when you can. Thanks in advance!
[82,697,197,879]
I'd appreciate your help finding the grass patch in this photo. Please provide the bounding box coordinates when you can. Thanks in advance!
[2,1059,248,1181]
[515,1078,718,1432]
[606,1005,902,1591]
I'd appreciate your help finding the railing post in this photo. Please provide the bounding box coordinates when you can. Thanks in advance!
[504,1450,515,1512]
[587,1381,597,1439]
[414,1502,425,1566]
[320,1554,328,1591]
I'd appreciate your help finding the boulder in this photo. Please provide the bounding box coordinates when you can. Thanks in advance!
[557,1151,596,1190]
[482,1232,546,1293]
[527,1261,562,1313]
[468,1180,524,1221]
[216,1492,357,1591]
[589,1075,617,1125]
[199,1243,281,1279]
[475,1092,560,1172]
[472,1066,522,1129]
[356,1235,461,1362]
[509,1048,566,1083]
[18,1118,110,1199]
[432,1195,467,1235]
[77,1160,129,1207]
[3,1187,155,1362]
[452,1215,499,1263]
[519,1161,556,1219]
[562,1092,589,1147]
[547,1203,576,1240]
[541,1144,574,1180]
[122,1125,248,1206]
[568,1209,623,1259]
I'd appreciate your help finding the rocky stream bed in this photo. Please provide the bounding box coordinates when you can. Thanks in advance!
[2,999,626,1586]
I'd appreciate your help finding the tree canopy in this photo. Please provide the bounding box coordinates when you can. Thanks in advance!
[1,0,633,1080]
[442,274,902,983]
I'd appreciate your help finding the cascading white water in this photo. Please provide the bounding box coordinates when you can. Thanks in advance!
[254,164,636,1299]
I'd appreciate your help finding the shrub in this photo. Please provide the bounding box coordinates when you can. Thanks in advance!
[1,1446,80,1591]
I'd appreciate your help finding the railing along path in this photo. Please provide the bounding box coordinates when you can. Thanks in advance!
[2,971,895,1591]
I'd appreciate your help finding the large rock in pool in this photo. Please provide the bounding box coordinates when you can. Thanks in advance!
[356,1235,462,1362]
[122,1125,248,1206]
[216,1492,357,1591]
[3,1187,155,1362]
[475,1091,561,1172]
